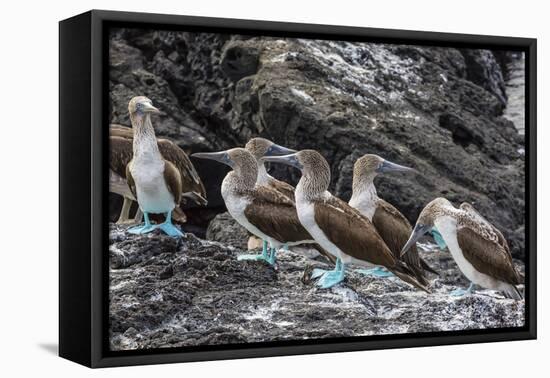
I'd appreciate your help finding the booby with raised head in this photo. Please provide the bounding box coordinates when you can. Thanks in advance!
[349,154,437,283]
[192,148,321,266]
[125,96,207,237]
[236,138,296,262]
[401,198,523,299]
[110,125,200,225]
[264,150,430,291]
[239,138,334,264]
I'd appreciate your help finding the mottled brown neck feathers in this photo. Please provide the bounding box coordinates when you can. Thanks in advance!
[131,113,161,158]
[299,161,331,200]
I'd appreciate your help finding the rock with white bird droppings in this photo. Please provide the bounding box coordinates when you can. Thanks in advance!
[109,224,524,351]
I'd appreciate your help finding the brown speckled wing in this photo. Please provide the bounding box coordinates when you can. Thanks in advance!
[372,200,433,284]
[313,196,396,267]
[268,177,296,201]
[460,202,511,255]
[244,186,312,244]
[109,124,134,139]
[457,226,521,285]
[158,139,206,204]
[110,136,133,179]
[163,160,183,205]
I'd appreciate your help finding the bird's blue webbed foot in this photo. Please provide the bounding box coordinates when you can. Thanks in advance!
[317,268,345,289]
[356,266,394,278]
[127,212,157,235]
[432,229,447,250]
[266,246,278,265]
[311,257,341,279]
[157,210,184,237]
[238,240,272,263]
[312,259,345,289]
[450,283,475,297]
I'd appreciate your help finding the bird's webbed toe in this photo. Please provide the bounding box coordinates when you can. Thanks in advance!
[356,266,394,278]
[450,283,475,297]
[127,223,157,234]
[157,222,184,237]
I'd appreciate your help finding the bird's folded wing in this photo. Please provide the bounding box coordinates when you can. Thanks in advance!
[244,186,310,243]
[268,177,296,201]
[373,200,422,268]
[460,202,511,254]
[109,124,134,139]
[163,160,183,205]
[314,196,395,267]
[457,226,521,284]
[109,136,133,179]
[158,139,206,199]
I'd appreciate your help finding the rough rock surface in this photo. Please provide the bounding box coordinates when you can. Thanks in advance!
[109,29,526,259]
[109,225,525,351]
[205,212,249,250]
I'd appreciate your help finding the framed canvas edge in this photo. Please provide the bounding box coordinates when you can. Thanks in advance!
[67,9,537,368]
[59,10,94,367]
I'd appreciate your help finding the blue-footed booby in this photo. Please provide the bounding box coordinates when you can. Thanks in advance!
[192,148,321,266]
[349,154,437,284]
[110,125,197,225]
[239,137,297,263]
[245,137,297,200]
[124,96,207,237]
[242,138,336,265]
[401,198,523,299]
[264,150,430,291]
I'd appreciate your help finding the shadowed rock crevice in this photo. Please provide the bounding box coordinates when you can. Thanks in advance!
[438,113,482,149]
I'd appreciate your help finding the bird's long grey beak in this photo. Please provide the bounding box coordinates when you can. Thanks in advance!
[264,143,297,157]
[400,224,430,257]
[263,153,303,170]
[377,159,416,174]
[191,151,233,167]
[142,102,160,114]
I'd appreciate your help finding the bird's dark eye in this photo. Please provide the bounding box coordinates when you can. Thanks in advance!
[137,103,142,109]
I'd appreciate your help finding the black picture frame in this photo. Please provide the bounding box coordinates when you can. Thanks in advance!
[59,9,537,368]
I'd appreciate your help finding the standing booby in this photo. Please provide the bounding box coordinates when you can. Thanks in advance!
[264,150,430,291]
[192,148,322,266]
[110,124,205,225]
[401,198,523,299]
[243,137,337,265]
[125,96,207,237]
[349,154,437,284]
[238,137,297,262]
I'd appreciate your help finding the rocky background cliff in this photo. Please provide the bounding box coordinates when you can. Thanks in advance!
[109,28,526,260]
[109,224,524,351]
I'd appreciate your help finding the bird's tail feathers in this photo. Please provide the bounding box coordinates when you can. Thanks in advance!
[391,261,431,293]
[503,284,523,300]
[419,258,440,276]
[182,192,208,206]
[312,245,338,265]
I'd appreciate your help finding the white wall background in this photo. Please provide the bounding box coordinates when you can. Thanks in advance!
[0,0,546,376]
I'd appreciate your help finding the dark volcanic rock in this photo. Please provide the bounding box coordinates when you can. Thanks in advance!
[206,211,249,250]
[460,48,507,107]
[108,30,525,259]
[109,225,525,351]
